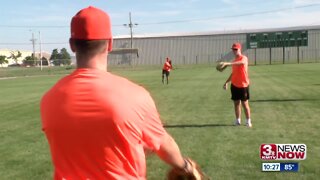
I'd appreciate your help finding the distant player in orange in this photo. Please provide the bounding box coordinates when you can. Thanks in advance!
[162,57,172,84]
[40,6,194,179]
[222,43,252,128]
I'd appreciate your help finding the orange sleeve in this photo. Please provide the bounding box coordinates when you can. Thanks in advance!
[140,92,167,151]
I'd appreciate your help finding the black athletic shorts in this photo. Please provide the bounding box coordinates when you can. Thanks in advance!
[162,70,170,76]
[231,84,250,101]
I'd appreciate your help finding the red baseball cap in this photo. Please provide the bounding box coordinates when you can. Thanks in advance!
[231,43,241,50]
[71,6,112,41]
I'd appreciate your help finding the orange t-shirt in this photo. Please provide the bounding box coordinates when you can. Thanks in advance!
[163,61,172,71]
[40,68,167,179]
[231,55,250,88]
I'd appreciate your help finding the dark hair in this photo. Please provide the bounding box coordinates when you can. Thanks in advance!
[71,39,108,56]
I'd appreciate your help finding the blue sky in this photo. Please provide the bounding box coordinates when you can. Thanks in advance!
[0,0,319,53]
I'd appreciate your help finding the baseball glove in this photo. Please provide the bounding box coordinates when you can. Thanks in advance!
[216,62,227,72]
[167,158,210,180]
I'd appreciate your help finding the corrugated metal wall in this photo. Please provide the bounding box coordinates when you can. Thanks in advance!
[109,28,320,66]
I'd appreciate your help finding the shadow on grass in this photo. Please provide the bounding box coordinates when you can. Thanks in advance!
[251,98,318,103]
[164,124,234,128]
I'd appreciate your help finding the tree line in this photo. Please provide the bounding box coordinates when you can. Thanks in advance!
[0,48,72,67]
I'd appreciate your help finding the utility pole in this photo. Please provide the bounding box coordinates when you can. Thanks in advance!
[129,12,133,48]
[39,31,42,70]
[30,32,37,59]
[123,12,138,66]
[123,12,138,49]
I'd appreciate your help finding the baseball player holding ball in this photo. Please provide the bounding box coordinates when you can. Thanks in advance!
[217,43,252,128]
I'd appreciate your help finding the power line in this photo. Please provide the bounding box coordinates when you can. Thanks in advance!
[134,3,320,25]
[0,3,319,29]
[0,42,68,45]
[0,25,69,28]
[0,3,319,28]
[0,25,126,28]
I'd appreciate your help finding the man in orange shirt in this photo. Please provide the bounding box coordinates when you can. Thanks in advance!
[221,43,252,128]
[40,6,195,179]
[162,57,172,84]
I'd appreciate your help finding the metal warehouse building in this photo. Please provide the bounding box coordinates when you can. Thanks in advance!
[109,25,320,66]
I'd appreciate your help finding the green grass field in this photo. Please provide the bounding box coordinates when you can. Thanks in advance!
[0,63,319,179]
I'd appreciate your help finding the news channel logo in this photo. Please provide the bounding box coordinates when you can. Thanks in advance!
[260,144,306,160]
[260,144,307,172]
